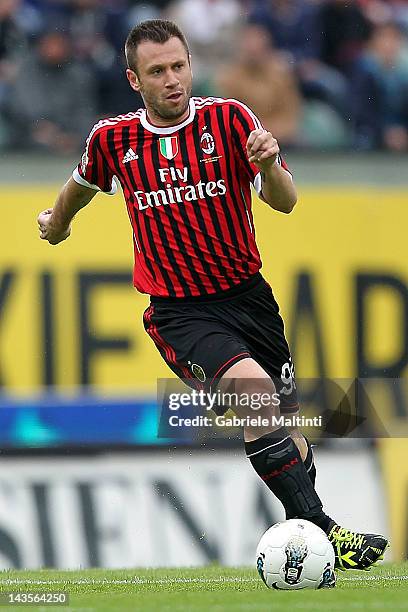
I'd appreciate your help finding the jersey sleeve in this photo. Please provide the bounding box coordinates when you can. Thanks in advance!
[72,122,117,195]
[230,100,292,195]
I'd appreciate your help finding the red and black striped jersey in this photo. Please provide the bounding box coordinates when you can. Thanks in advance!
[73,96,292,298]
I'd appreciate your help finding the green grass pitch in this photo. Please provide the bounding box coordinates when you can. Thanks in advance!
[0,563,407,611]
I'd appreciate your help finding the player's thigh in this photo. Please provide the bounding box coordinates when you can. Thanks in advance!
[235,281,299,414]
[143,302,251,390]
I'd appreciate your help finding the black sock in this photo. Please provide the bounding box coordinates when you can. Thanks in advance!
[245,427,332,533]
[284,434,317,520]
[303,436,316,487]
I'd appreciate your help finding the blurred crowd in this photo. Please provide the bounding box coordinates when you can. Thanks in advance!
[1,0,408,153]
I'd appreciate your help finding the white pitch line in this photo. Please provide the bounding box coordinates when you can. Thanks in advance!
[0,575,407,586]
[341,575,408,582]
[0,577,258,586]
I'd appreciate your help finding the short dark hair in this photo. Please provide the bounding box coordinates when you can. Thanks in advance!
[125,19,190,72]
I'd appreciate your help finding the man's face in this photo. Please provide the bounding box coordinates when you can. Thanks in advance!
[127,37,192,123]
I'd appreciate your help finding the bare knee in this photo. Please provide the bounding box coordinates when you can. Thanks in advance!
[217,359,282,439]
[224,375,279,418]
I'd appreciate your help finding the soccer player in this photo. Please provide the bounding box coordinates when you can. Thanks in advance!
[37,19,387,571]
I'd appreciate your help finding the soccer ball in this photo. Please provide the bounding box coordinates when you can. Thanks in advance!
[256,519,336,590]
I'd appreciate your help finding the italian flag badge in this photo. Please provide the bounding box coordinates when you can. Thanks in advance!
[159,136,179,160]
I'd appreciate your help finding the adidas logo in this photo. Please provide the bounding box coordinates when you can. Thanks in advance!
[122,148,139,164]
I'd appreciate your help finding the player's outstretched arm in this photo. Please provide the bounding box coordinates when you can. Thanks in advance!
[246,129,297,214]
[37,177,97,245]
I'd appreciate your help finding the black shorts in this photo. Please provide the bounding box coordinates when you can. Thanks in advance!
[143,273,298,414]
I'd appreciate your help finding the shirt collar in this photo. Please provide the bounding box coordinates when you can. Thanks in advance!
[140,98,196,134]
